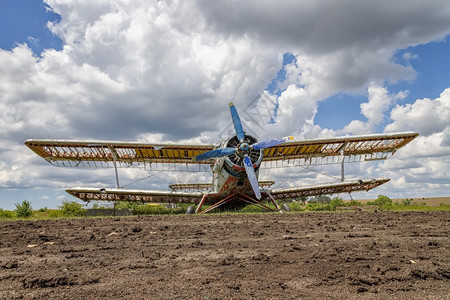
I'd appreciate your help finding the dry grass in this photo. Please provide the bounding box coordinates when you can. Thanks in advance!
[356,196,450,207]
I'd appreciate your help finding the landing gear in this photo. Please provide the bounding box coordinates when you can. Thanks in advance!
[194,193,281,214]
[281,204,291,212]
[185,206,195,214]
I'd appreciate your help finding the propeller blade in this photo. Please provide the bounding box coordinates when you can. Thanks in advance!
[229,102,245,141]
[251,136,294,150]
[243,154,261,199]
[193,148,236,161]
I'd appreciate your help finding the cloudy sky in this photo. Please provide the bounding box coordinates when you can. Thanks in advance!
[1,0,449,209]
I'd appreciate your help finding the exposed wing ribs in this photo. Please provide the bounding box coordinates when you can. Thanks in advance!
[25,139,215,171]
[267,178,390,200]
[261,132,418,168]
[66,187,205,204]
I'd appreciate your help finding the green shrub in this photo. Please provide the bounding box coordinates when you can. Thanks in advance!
[14,200,33,218]
[59,200,85,216]
[115,201,139,210]
[38,207,48,212]
[402,199,412,206]
[373,195,393,210]
[330,197,344,210]
[48,209,64,218]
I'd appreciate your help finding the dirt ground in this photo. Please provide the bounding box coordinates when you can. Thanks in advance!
[1,211,449,300]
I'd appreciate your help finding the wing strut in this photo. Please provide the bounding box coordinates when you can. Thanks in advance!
[340,144,347,182]
[109,146,120,188]
[195,194,209,213]
[265,190,282,213]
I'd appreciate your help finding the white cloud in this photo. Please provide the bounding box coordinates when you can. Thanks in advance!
[374,89,450,196]
[385,88,450,135]
[339,83,407,135]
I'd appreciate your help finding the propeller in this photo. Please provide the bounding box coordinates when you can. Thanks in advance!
[251,136,293,150]
[243,154,261,199]
[192,147,236,161]
[193,102,295,199]
[229,102,245,141]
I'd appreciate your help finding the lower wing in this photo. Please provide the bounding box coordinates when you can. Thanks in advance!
[66,187,205,204]
[265,178,390,200]
[67,178,388,204]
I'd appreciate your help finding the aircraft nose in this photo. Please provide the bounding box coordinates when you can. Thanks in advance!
[239,143,249,151]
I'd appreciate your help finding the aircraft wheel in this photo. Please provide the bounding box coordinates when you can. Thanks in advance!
[282,204,291,212]
[186,206,195,214]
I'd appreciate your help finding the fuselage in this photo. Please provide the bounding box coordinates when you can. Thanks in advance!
[210,134,263,198]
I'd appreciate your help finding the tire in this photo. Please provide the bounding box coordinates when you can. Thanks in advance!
[282,203,291,212]
[185,206,195,214]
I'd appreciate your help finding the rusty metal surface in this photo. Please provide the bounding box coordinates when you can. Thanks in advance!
[268,178,390,200]
[25,139,215,169]
[262,132,418,164]
[169,183,213,191]
[168,181,275,192]
[65,187,205,204]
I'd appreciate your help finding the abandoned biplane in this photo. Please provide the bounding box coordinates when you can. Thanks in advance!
[25,102,418,213]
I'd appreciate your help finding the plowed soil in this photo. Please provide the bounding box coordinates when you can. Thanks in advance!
[1,211,449,299]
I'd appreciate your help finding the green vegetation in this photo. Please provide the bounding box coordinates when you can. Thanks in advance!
[132,203,190,215]
[237,203,277,213]
[59,200,86,217]
[0,208,15,219]
[14,200,33,218]
[283,197,362,212]
[330,197,344,208]
[0,196,449,221]
[369,195,393,210]
[388,203,450,211]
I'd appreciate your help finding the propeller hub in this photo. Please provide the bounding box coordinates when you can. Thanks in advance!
[239,143,249,152]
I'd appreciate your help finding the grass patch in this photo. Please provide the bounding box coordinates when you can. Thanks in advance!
[132,204,189,215]
[0,208,15,219]
[390,204,450,211]
[1,199,449,221]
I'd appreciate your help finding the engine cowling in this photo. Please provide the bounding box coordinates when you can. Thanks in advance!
[223,134,263,177]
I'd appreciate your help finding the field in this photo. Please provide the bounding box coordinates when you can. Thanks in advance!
[1,211,449,299]
[357,197,450,207]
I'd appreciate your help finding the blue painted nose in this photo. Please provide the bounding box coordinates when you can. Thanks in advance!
[239,143,249,151]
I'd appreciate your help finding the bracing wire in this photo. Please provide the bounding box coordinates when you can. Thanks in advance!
[270,164,341,189]
[120,164,179,188]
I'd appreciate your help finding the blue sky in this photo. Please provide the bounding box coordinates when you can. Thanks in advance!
[1,1,449,210]
[311,40,450,131]
[0,0,62,54]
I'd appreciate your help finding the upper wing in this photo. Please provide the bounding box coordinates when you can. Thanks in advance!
[261,132,418,167]
[266,178,390,200]
[25,139,215,170]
